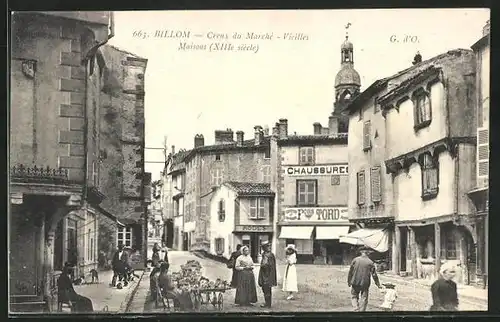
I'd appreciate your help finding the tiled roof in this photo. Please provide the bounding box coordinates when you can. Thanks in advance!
[378,66,441,104]
[278,134,348,146]
[182,136,271,162]
[168,149,191,172]
[224,182,275,196]
[345,49,472,114]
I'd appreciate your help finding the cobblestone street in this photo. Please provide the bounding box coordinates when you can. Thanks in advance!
[127,251,488,313]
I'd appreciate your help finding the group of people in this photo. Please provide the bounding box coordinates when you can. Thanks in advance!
[227,241,299,308]
[347,246,460,312]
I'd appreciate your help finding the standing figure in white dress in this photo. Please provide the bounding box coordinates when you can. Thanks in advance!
[282,244,298,300]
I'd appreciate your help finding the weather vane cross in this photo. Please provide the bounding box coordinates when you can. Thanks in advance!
[345,22,352,38]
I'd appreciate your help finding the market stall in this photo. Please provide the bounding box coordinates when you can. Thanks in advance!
[155,260,230,312]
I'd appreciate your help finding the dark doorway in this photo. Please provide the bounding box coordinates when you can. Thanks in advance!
[400,228,407,272]
[183,232,189,251]
[166,219,174,249]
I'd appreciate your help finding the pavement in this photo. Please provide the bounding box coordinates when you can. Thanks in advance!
[126,251,488,313]
[67,269,144,313]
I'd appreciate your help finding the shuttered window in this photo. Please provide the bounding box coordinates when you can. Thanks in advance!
[218,199,225,222]
[478,129,489,177]
[421,153,439,199]
[357,171,365,205]
[297,180,317,206]
[363,121,371,151]
[299,146,315,165]
[215,238,225,255]
[370,166,382,202]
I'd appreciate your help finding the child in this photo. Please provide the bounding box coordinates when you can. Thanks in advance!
[380,282,397,311]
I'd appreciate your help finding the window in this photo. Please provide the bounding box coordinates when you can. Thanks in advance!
[374,96,380,113]
[117,227,132,247]
[249,198,267,219]
[331,175,340,185]
[215,154,221,161]
[264,146,271,159]
[414,91,432,129]
[370,166,382,202]
[478,129,489,178]
[421,153,439,200]
[445,231,457,260]
[211,168,223,186]
[174,200,180,216]
[87,229,92,261]
[299,146,315,165]
[215,238,225,255]
[296,180,317,206]
[357,171,366,205]
[363,121,371,151]
[218,199,225,222]
[262,166,271,183]
[92,161,98,186]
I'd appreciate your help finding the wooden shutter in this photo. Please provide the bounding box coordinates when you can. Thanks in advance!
[357,171,365,205]
[370,166,382,202]
[478,129,489,179]
[363,121,371,150]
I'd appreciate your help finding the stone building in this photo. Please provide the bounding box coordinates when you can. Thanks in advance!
[345,48,478,283]
[9,11,115,312]
[98,44,149,268]
[270,34,356,264]
[180,128,272,252]
[162,147,190,250]
[467,20,490,287]
[209,182,275,262]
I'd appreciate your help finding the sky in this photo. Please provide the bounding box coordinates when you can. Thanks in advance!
[107,8,490,181]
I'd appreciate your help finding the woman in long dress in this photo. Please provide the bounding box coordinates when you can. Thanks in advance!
[282,244,298,300]
[234,246,258,306]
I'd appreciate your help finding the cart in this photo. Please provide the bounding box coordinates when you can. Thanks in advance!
[190,287,229,311]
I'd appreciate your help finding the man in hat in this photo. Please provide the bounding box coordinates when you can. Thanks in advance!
[111,243,130,287]
[347,246,381,311]
[258,241,277,308]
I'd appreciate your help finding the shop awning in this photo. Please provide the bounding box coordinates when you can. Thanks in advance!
[315,226,350,240]
[279,226,314,239]
[339,228,389,252]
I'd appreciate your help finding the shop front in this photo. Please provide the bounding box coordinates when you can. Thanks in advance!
[233,224,273,263]
[277,206,354,264]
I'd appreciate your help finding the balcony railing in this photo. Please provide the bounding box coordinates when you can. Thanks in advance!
[10,164,69,184]
[350,203,395,221]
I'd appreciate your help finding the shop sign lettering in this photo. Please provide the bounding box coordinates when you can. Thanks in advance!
[234,225,273,232]
[284,164,348,176]
[283,207,349,222]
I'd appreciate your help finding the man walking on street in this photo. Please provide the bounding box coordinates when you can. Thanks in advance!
[347,246,382,311]
[258,241,277,308]
[111,244,130,287]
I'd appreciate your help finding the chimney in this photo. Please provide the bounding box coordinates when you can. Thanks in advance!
[171,145,175,155]
[313,122,322,135]
[214,129,234,145]
[483,20,490,36]
[328,115,339,135]
[412,51,422,65]
[278,118,288,139]
[236,131,244,146]
[254,125,263,145]
[194,134,205,148]
[263,126,270,136]
[272,124,279,137]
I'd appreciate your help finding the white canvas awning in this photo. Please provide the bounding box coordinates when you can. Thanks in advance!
[279,226,314,239]
[315,226,351,240]
[339,228,390,252]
